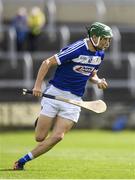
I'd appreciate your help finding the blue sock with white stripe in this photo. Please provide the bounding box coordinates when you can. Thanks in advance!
[18,152,34,165]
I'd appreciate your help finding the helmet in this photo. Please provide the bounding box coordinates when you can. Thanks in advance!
[87,22,113,39]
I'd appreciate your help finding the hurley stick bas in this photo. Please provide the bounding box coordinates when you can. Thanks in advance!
[22,88,107,113]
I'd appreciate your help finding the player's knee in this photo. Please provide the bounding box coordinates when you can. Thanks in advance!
[35,136,45,142]
[51,133,64,143]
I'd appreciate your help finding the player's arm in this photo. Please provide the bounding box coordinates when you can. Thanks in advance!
[89,71,108,89]
[33,56,57,96]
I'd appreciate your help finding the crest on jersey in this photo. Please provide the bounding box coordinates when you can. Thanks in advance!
[73,65,94,76]
[72,55,101,65]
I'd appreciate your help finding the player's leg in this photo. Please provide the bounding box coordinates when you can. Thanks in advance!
[35,114,53,142]
[31,116,75,158]
[13,114,54,170]
[13,96,58,170]
[13,116,74,170]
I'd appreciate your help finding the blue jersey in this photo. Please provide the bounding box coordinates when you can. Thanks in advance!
[49,38,105,97]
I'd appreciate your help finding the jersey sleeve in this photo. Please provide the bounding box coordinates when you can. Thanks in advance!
[54,47,79,65]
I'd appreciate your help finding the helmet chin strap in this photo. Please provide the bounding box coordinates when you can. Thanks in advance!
[90,36,100,47]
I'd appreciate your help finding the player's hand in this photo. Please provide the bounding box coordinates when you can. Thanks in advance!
[97,78,108,89]
[32,87,42,97]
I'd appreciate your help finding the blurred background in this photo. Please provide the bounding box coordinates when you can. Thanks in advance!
[0,0,135,131]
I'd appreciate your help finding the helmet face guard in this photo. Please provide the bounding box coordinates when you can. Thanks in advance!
[87,22,113,47]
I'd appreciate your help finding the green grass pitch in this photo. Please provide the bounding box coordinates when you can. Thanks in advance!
[0,130,135,179]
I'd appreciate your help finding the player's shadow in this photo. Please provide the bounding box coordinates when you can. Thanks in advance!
[0,168,17,171]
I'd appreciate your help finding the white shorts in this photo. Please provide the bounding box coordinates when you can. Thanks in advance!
[40,85,82,123]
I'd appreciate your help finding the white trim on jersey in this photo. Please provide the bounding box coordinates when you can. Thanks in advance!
[54,54,61,65]
[66,41,84,49]
[83,38,89,50]
[58,43,85,59]
[60,40,84,54]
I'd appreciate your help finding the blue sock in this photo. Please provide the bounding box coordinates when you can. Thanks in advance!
[18,152,34,165]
